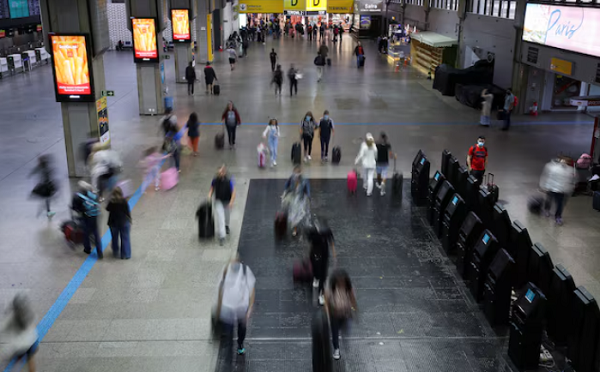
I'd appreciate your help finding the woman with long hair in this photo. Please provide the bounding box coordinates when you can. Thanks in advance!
[262,118,280,167]
[299,111,317,162]
[324,269,357,361]
[354,133,378,196]
[106,187,132,259]
[221,101,242,149]
[185,112,201,156]
[282,166,311,237]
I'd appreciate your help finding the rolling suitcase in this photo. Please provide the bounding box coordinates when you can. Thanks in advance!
[391,159,403,197]
[483,173,499,203]
[594,191,600,211]
[291,142,302,165]
[359,55,365,67]
[61,220,83,245]
[327,58,331,66]
[215,132,225,149]
[293,258,313,283]
[528,194,545,214]
[161,167,179,190]
[347,169,357,194]
[213,84,220,95]
[196,202,215,239]
[332,146,341,164]
[275,211,287,240]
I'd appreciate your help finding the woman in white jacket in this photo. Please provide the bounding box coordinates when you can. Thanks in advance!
[355,133,378,196]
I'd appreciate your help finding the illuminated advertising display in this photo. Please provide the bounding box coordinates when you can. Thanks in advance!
[131,17,159,63]
[171,9,191,42]
[523,3,600,58]
[49,34,95,102]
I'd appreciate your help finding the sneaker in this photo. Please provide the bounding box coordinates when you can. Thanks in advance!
[318,294,325,306]
[47,211,56,218]
[333,349,340,360]
[308,155,312,160]
[544,211,551,218]
[304,156,308,163]
[380,189,386,196]
[155,186,160,191]
[324,157,328,162]
[219,238,225,246]
[556,217,563,226]
[83,249,91,255]
[375,182,381,189]
[273,161,277,166]
[313,278,319,288]
[366,193,372,197]
[226,226,230,234]
[237,346,246,355]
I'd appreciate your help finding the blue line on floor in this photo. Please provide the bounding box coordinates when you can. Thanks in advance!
[199,121,593,126]
[3,176,150,372]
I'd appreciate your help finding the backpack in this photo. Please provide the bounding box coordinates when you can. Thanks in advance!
[358,46,364,55]
[163,135,177,153]
[162,117,174,134]
[513,95,519,108]
[77,192,100,217]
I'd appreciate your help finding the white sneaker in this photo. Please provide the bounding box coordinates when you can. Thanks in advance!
[318,294,325,306]
[381,189,386,196]
[304,156,308,162]
[333,349,340,360]
[313,278,319,288]
[273,161,277,166]
[307,155,312,160]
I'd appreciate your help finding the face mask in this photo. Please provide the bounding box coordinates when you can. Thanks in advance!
[323,115,329,120]
[477,141,484,147]
[305,116,311,122]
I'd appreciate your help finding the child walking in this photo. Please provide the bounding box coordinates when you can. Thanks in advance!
[140,147,169,192]
[262,118,280,166]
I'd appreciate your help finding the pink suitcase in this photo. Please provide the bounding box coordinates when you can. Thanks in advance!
[161,168,179,190]
[347,170,357,194]
[258,151,266,168]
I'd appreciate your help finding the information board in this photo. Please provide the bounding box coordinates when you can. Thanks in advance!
[0,0,9,19]
[27,0,39,16]
[8,0,28,18]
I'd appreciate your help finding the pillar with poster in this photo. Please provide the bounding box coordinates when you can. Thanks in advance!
[96,96,110,145]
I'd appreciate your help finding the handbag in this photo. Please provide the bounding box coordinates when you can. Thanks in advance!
[295,73,303,80]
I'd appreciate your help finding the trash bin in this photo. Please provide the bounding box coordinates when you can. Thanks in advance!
[164,96,173,111]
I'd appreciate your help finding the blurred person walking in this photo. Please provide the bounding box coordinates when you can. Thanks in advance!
[500,88,515,131]
[324,269,357,361]
[0,294,38,372]
[354,41,365,68]
[318,42,329,61]
[106,187,132,259]
[160,107,178,136]
[354,133,378,196]
[270,48,277,72]
[221,101,242,149]
[29,155,57,218]
[262,118,280,167]
[288,64,299,96]
[272,64,283,95]
[185,62,196,95]
[480,89,493,126]
[314,52,326,82]
[227,46,237,71]
[215,256,256,359]
[539,156,575,226]
[72,181,103,259]
[307,218,336,306]
[89,146,122,201]
[163,124,183,172]
[282,166,311,237]
[204,62,218,94]
[140,147,169,192]
[208,165,236,246]
[318,110,335,162]
[300,112,317,162]
[185,112,201,156]
[375,132,395,196]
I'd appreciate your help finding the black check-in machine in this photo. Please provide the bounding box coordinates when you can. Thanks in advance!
[441,149,452,178]
[477,188,495,228]
[547,264,575,346]
[468,230,499,302]
[509,221,532,289]
[508,283,547,371]
[427,171,445,226]
[456,212,484,279]
[527,243,554,297]
[455,166,469,201]
[441,193,467,254]
[465,175,480,212]
[411,152,430,206]
[483,249,515,326]
[447,155,460,186]
[491,204,511,249]
[567,287,600,372]
[433,181,455,238]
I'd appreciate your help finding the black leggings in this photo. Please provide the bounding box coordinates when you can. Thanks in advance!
[310,255,328,295]
[303,134,313,156]
[226,125,237,146]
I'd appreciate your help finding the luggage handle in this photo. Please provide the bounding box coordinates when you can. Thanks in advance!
[487,173,494,186]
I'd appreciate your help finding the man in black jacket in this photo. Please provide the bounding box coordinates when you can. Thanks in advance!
[204,62,218,94]
[185,62,196,95]
[208,165,236,245]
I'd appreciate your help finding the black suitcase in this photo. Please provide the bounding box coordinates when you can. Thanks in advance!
[215,132,224,149]
[312,308,332,372]
[291,142,302,165]
[275,211,287,240]
[332,146,341,164]
[213,84,220,95]
[483,173,499,203]
[327,58,331,66]
[594,191,600,211]
[359,55,365,67]
[528,194,545,214]
[196,202,214,239]
[391,159,403,197]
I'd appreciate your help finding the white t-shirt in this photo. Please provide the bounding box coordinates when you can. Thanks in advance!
[219,263,256,322]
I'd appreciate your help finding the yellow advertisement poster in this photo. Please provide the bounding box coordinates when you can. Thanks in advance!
[550,57,573,76]
[284,0,306,11]
[238,0,284,13]
[327,0,353,13]
[306,0,327,11]
[207,14,213,62]
[96,96,110,144]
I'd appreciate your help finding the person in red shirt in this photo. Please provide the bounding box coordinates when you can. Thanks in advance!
[467,135,488,183]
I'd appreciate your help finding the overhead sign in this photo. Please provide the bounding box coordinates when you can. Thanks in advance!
[284,0,306,11]
[550,57,573,75]
[357,0,382,12]
[306,0,327,11]
[171,8,191,42]
[49,34,95,102]
[238,0,283,13]
[327,0,353,13]
[284,10,305,15]
[131,17,158,63]
[523,3,600,58]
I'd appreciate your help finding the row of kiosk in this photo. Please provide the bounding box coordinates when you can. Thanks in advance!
[410,149,600,372]
[0,48,50,79]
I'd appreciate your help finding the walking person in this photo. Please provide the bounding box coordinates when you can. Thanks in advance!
[314,52,326,82]
[262,118,280,167]
[354,41,365,68]
[318,110,335,162]
[72,181,103,259]
[0,294,39,372]
[288,64,299,96]
[324,269,357,361]
[307,218,336,306]
[160,107,177,136]
[185,61,196,95]
[282,166,311,237]
[272,64,283,95]
[466,135,488,184]
[318,41,329,61]
[539,156,575,226]
[140,147,168,192]
[29,155,57,218]
[221,101,242,149]
[500,88,515,131]
[480,88,493,126]
[270,48,277,72]
[319,24,325,40]
[185,112,201,156]
[204,62,218,94]
[106,187,131,259]
[208,165,236,246]
[354,133,378,197]
[163,124,183,172]
[300,112,317,162]
[242,38,249,57]
[215,256,255,360]
[375,132,395,196]
[227,46,237,71]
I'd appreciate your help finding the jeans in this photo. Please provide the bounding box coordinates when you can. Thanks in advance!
[320,137,330,159]
[187,82,194,95]
[214,199,231,239]
[545,191,565,218]
[172,147,180,171]
[503,110,512,129]
[290,79,298,96]
[363,167,375,195]
[268,136,278,163]
[110,222,131,259]
[82,216,103,258]
[142,166,161,191]
[226,125,237,146]
[317,66,323,81]
[356,55,361,68]
[221,319,247,364]
[303,134,313,156]
[330,316,347,349]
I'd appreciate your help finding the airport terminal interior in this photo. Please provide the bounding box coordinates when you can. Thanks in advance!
[2,12,600,372]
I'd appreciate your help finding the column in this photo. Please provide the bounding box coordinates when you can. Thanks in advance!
[196,0,212,63]
[171,0,193,83]
[510,0,527,114]
[128,0,167,115]
[40,0,109,177]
